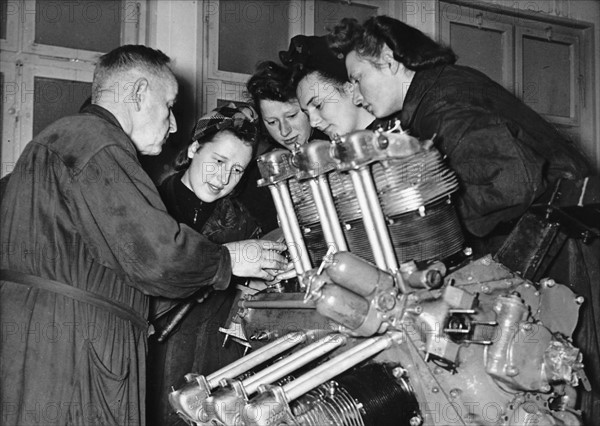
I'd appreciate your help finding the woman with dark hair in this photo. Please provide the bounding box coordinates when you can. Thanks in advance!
[280,34,375,139]
[237,61,320,233]
[247,60,313,150]
[329,15,590,239]
[330,16,599,424]
[148,103,285,426]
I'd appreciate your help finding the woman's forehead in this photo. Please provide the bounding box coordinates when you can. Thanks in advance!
[260,99,300,116]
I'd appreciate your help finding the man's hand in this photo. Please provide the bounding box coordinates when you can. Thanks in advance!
[269,261,296,282]
[224,239,288,281]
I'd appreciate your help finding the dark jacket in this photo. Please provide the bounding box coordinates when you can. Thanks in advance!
[0,105,231,425]
[148,172,260,426]
[400,64,590,237]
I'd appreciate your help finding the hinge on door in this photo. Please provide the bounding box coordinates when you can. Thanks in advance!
[36,54,97,65]
[577,74,585,108]
[15,59,23,77]
[135,2,141,28]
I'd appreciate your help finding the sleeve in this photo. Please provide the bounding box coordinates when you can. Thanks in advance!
[66,145,232,298]
[424,105,548,237]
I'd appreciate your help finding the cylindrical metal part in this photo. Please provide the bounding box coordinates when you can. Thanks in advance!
[207,331,307,388]
[282,334,394,401]
[308,178,337,251]
[240,299,316,309]
[349,169,386,269]
[269,184,305,275]
[243,334,347,395]
[317,175,348,251]
[315,283,370,330]
[278,182,313,272]
[359,167,399,273]
[326,251,394,297]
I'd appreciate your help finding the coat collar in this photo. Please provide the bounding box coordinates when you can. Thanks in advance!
[400,65,447,130]
[81,104,124,131]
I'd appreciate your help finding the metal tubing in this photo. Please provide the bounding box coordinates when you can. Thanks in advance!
[243,334,346,395]
[282,334,393,401]
[207,331,307,388]
[349,170,386,269]
[268,184,305,275]
[308,178,337,251]
[317,175,348,251]
[239,299,316,309]
[278,182,312,272]
[358,167,399,273]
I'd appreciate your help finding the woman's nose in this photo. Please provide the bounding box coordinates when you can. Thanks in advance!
[308,110,321,128]
[219,166,231,186]
[352,85,364,106]
[169,111,177,133]
[279,120,292,137]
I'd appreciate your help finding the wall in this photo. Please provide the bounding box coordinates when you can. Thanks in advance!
[403,0,600,171]
[142,0,206,180]
[144,0,599,173]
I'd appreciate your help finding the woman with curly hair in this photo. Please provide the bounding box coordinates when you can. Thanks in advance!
[147,103,287,426]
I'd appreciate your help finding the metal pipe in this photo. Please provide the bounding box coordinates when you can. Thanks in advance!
[278,182,312,272]
[349,170,386,269]
[308,178,337,251]
[317,175,348,251]
[239,299,316,309]
[268,184,305,275]
[207,331,307,388]
[358,167,398,273]
[243,334,346,395]
[282,334,394,401]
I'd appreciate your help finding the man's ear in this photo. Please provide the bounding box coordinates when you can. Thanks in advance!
[132,77,149,112]
[187,141,200,159]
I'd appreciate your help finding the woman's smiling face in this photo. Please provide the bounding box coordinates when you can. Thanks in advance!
[181,130,253,203]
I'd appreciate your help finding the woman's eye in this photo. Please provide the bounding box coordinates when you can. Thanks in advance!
[288,113,297,118]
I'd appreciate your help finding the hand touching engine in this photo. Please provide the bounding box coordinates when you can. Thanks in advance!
[224,239,288,281]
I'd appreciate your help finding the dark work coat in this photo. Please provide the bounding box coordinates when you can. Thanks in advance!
[400,64,590,238]
[0,105,232,426]
[401,65,599,421]
[147,171,260,426]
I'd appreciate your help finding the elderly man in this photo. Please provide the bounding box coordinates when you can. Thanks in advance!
[0,45,286,426]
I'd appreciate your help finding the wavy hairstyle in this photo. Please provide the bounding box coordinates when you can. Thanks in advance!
[246,61,297,106]
[328,16,456,71]
[173,103,259,172]
[279,35,348,91]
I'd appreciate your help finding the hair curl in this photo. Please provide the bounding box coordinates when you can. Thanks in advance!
[279,35,348,91]
[246,61,297,107]
[173,104,259,172]
[329,16,456,71]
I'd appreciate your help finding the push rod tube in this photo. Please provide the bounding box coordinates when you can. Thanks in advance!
[243,334,346,395]
[281,334,394,401]
[207,331,307,388]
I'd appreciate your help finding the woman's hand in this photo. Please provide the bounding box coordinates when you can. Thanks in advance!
[224,239,288,280]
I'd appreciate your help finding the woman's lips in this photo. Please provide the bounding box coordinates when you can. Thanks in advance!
[283,136,298,146]
[207,183,222,194]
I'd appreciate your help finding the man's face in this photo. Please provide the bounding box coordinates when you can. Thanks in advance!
[346,51,401,118]
[131,75,178,155]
